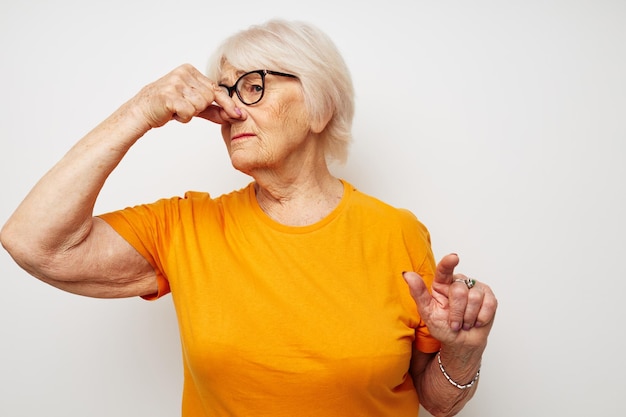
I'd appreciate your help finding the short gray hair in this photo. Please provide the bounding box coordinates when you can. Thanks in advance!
[206,19,354,164]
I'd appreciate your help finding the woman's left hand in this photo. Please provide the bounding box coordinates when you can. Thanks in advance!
[403,254,498,349]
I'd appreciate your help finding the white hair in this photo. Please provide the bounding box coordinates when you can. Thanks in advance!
[206,19,355,164]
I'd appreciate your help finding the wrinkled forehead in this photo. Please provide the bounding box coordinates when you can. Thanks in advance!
[209,45,283,83]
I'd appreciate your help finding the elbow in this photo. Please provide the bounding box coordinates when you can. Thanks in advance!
[1,220,54,278]
[1,218,33,260]
[2,221,31,272]
[0,220,20,258]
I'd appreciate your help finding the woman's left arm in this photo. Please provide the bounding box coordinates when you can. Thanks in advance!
[403,254,498,417]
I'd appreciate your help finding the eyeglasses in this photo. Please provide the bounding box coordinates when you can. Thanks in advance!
[219,69,298,105]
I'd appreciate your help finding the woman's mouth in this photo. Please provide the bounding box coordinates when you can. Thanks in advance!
[232,133,255,141]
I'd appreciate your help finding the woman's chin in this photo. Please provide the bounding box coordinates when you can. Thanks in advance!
[229,155,257,176]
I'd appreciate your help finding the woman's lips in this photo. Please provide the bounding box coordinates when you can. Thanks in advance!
[232,133,255,141]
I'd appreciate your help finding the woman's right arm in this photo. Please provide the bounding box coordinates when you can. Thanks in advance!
[0,64,243,298]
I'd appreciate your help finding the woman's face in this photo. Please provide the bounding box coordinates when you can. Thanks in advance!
[218,62,316,176]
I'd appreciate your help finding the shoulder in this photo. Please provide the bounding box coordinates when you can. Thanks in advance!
[98,183,254,231]
[344,181,435,273]
[345,182,433,256]
[346,182,428,232]
[138,183,252,215]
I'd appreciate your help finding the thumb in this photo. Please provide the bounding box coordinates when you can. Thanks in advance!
[402,271,432,312]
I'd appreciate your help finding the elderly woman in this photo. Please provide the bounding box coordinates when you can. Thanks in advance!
[1,19,497,417]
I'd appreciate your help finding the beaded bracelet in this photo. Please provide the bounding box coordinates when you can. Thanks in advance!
[437,351,481,389]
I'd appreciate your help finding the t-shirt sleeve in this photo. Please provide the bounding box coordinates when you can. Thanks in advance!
[399,209,442,354]
[97,197,183,300]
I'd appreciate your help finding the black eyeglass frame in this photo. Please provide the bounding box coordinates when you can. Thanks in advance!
[219,69,298,105]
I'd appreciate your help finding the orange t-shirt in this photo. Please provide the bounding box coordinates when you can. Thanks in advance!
[99,180,440,416]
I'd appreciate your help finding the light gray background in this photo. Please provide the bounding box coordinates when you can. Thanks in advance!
[1,1,624,416]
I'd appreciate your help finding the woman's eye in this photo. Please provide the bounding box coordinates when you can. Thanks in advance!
[244,83,262,93]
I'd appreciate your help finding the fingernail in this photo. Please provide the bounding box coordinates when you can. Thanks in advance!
[235,107,242,116]
[451,321,462,332]
[463,323,472,331]
[475,322,483,328]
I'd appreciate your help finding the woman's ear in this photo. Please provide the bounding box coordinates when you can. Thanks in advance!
[310,109,333,134]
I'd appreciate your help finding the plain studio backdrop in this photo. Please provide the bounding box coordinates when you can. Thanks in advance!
[1,1,624,416]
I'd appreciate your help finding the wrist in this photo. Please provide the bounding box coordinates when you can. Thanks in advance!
[436,351,481,389]
[115,100,154,137]
[437,347,483,388]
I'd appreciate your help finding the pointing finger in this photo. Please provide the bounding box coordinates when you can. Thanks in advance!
[188,71,243,121]
[197,104,245,124]
[434,253,460,286]
[209,82,244,120]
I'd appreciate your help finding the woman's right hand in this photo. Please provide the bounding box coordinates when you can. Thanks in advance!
[127,63,245,132]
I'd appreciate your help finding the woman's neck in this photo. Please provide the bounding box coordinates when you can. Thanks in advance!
[253,165,344,226]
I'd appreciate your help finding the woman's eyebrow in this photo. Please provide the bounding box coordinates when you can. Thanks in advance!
[218,70,246,85]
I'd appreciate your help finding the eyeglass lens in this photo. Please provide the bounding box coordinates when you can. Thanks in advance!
[236,72,265,105]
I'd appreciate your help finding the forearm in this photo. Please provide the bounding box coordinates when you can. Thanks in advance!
[415,346,483,417]
[1,102,149,262]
